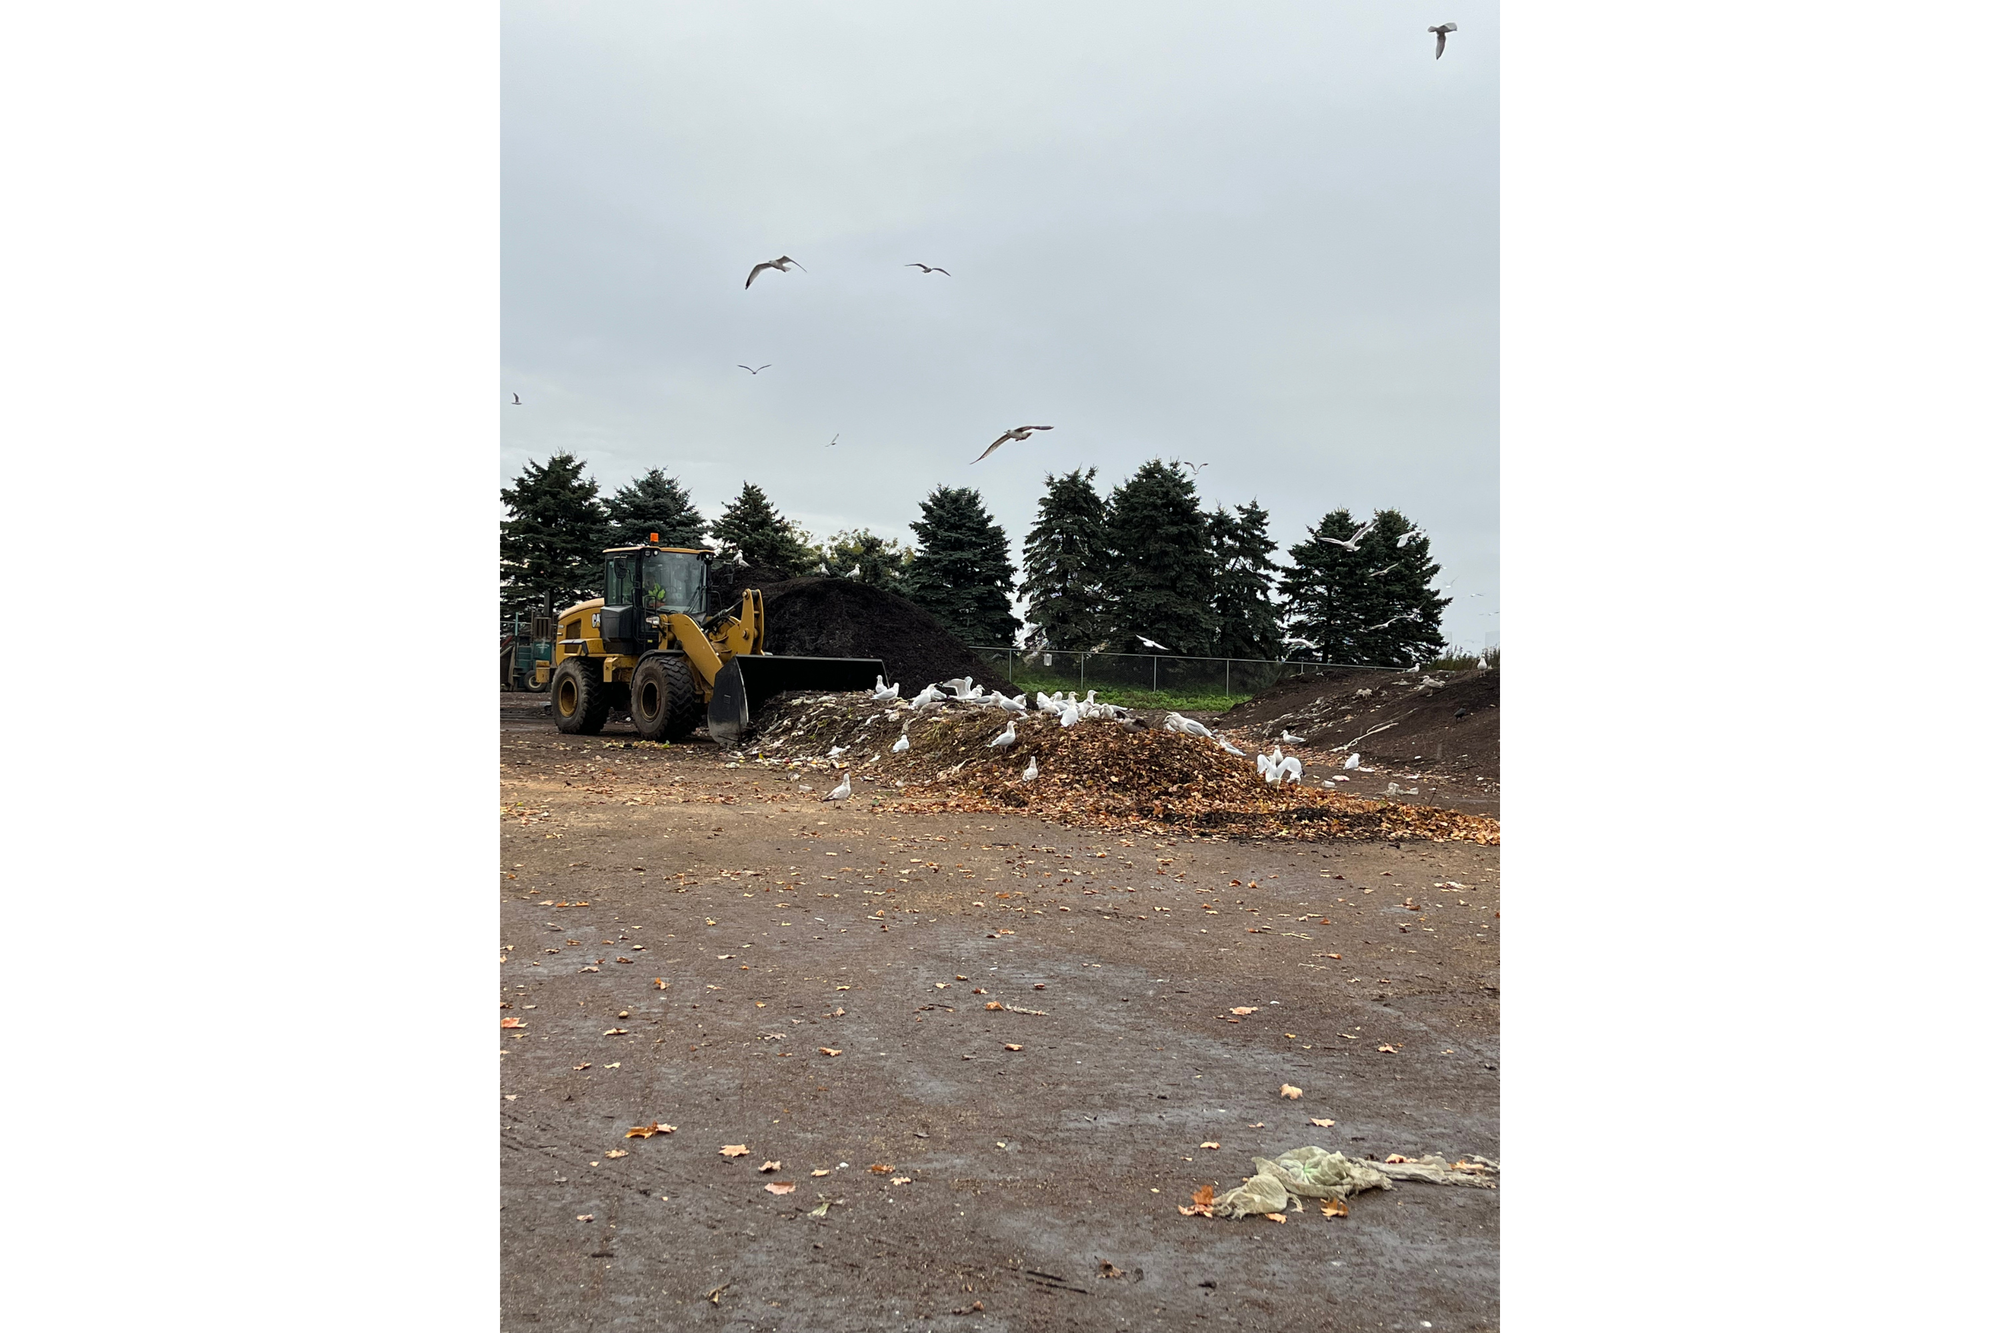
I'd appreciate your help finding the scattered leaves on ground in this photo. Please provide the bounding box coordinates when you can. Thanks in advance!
[1264,1213,1287,1223]
[1279,1084,1303,1099]
[764,1181,796,1195]
[758,1160,781,1173]
[604,1149,628,1159]
[1377,1044,1402,1053]
[1230,1006,1258,1016]
[1309,1117,1336,1127]
[501,1017,526,1029]
[819,1047,842,1056]
[720,1144,749,1158]
[1321,1198,1350,1218]
[1004,1043,1023,1051]
[1199,1141,1220,1150]
[869,1163,893,1174]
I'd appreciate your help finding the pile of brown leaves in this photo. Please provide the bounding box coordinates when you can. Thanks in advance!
[745,693,1498,845]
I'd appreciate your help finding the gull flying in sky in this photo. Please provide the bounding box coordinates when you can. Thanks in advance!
[1429,22,1457,59]
[510,393,521,405]
[1369,562,1401,578]
[826,433,839,447]
[737,364,771,374]
[972,424,1053,463]
[1317,518,1379,552]
[744,255,805,288]
[905,263,950,275]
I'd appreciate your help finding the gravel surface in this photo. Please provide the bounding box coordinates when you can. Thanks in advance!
[500,706,1500,1331]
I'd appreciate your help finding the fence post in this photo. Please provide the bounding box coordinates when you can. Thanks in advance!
[1080,652,1085,690]
[1008,650,1015,685]
[1225,659,1230,696]
[1153,655,1158,692]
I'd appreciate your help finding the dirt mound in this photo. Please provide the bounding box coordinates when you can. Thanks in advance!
[708,569,1011,696]
[1221,667,1499,778]
[745,692,1498,845]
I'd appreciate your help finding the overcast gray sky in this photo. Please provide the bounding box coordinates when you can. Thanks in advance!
[502,1,1497,651]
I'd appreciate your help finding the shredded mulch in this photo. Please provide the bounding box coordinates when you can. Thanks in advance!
[743,692,1498,845]
[1221,665,1500,778]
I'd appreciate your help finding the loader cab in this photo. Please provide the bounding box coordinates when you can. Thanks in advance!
[599,536,712,652]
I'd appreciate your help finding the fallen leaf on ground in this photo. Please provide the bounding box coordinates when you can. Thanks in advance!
[652,978,668,989]
[1377,1044,1401,1053]
[706,1283,729,1304]
[576,1214,593,1222]
[1321,1198,1349,1218]
[603,1028,629,1036]
[869,1163,893,1174]
[1384,1153,1411,1163]
[810,1169,830,1177]
[720,1144,749,1158]
[1179,1184,1216,1217]
[625,1122,676,1138]
[953,1301,984,1314]
[1279,1084,1302,1099]
[501,1017,526,1029]
[1264,1213,1287,1223]
[1004,1043,1023,1052]
[1099,1261,1124,1278]
[985,1002,1003,1010]
[1230,1006,1258,1016]
[604,1149,628,1159]
[890,1176,911,1185]
[573,1063,591,1071]
[1309,1117,1336,1127]
[758,1160,781,1173]
[1200,1141,1220,1150]
[807,1201,830,1217]
[819,1047,842,1056]
[764,1181,796,1195]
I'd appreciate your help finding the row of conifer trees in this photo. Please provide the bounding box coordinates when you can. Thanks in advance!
[500,453,1447,666]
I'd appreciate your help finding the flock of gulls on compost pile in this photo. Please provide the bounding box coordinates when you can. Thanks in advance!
[727,674,1499,846]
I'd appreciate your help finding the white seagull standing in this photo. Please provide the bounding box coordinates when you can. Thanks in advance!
[1343,752,1362,771]
[745,255,805,288]
[1021,756,1038,781]
[1429,22,1457,59]
[891,733,910,753]
[823,773,852,801]
[988,720,1018,748]
[973,425,1053,464]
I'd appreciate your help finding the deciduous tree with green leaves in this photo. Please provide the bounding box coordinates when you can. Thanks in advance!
[1019,468,1111,651]
[710,481,815,575]
[1102,459,1218,655]
[603,468,706,547]
[904,486,1020,645]
[814,528,911,587]
[500,452,607,612]
[1280,508,1447,666]
[1209,499,1284,660]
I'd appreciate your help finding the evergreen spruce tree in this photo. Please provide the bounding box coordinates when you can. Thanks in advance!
[1019,468,1110,650]
[603,468,706,547]
[1209,499,1284,660]
[814,528,912,587]
[1280,508,1447,666]
[1102,459,1218,655]
[710,482,814,575]
[904,486,1020,645]
[500,452,607,612]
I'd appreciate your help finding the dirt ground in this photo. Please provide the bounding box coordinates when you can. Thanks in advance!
[500,694,1499,1332]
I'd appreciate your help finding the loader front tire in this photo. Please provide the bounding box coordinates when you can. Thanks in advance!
[551,658,610,735]
[631,654,702,743]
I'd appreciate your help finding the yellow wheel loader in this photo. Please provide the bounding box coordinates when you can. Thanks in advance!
[543,535,884,745]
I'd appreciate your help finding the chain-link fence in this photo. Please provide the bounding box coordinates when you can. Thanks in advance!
[968,647,1401,704]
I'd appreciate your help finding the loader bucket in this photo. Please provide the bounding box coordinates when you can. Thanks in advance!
[705,654,888,746]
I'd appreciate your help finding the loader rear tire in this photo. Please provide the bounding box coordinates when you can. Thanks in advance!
[631,654,702,743]
[551,658,610,735]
